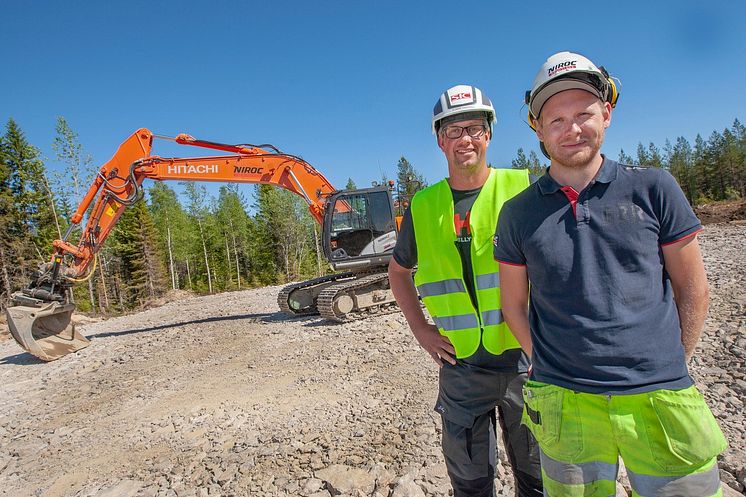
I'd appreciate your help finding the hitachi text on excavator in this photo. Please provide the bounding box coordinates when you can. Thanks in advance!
[5,128,403,361]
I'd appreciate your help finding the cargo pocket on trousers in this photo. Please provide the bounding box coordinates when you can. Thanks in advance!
[522,381,583,460]
[648,387,728,472]
[522,382,562,446]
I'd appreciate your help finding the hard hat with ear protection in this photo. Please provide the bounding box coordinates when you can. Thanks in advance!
[432,84,496,135]
[525,51,619,131]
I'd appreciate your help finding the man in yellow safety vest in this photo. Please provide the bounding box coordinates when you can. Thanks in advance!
[388,85,543,497]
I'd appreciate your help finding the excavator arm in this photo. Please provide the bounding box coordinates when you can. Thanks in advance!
[6,128,341,360]
[57,128,338,279]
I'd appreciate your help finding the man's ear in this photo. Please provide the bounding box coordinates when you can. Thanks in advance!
[533,117,544,142]
[603,101,612,129]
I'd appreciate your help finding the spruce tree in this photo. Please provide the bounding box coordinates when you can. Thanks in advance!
[395,156,427,214]
[109,200,167,308]
[510,148,544,176]
[0,119,55,305]
[618,149,634,164]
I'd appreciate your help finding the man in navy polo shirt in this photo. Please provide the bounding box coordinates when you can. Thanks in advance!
[494,51,727,496]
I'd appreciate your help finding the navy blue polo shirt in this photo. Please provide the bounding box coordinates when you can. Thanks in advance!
[494,158,701,394]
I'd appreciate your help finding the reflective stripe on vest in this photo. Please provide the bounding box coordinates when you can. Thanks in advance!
[481,309,503,326]
[433,314,479,332]
[476,272,499,291]
[411,168,529,358]
[417,278,466,298]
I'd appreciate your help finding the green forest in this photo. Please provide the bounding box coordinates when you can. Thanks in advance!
[512,119,746,205]
[1,117,744,315]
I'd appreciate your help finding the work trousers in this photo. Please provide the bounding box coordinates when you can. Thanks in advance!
[440,372,543,497]
[522,381,727,497]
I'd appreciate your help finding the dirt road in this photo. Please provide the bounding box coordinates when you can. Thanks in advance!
[1,223,744,497]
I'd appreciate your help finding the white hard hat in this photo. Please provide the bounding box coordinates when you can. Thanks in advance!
[526,51,618,119]
[432,85,496,134]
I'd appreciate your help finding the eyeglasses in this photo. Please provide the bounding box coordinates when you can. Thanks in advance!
[441,124,488,140]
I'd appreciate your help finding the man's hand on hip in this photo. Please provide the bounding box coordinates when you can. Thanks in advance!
[412,323,457,367]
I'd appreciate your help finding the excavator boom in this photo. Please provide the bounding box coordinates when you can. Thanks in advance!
[59,129,337,278]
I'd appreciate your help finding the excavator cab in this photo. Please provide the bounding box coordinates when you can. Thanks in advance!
[322,185,398,272]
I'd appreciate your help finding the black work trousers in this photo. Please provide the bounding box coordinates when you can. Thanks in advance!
[440,372,543,497]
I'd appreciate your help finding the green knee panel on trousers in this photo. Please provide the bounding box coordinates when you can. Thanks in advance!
[521,381,727,496]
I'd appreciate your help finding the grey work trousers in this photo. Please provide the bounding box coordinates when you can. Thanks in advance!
[439,372,543,497]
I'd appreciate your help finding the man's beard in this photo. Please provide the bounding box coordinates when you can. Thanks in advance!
[545,133,603,168]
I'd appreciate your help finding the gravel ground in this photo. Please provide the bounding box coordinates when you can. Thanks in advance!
[0,222,744,497]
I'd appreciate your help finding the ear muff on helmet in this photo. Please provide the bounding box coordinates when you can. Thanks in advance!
[598,66,619,109]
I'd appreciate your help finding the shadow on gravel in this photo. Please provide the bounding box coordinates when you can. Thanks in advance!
[90,312,275,339]
[0,312,321,364]
[302,319,346,328]
[259,312,344,328]
[262,312,312,323]
[0,351,47,365]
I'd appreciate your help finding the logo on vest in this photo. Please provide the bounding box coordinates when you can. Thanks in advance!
[454,212,471,243]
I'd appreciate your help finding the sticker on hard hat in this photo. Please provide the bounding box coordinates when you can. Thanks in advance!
[447,86,476,107]
[547,60,577,78]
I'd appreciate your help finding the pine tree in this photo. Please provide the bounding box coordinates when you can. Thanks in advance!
[635,142,649,166]
[109,200,167,308]
[730,119,746,197]
[720,127,743,199]
[396,157,426,195]
[253,185,317,282]
[52,117,97,309]
[0,130,16,305]
[511,148,529,169]
[705,131,726,200]
[182,183,214,293]
[510,148,544,176]
[692,134,710,204]
[148,182,193,291]
[668,137,696,204]
[214,185,253,290]
[395,156,427,213]
[647,143,663,168]
[618,149,634,164]
[0,119,55,306]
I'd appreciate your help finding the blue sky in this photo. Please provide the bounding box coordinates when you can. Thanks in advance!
[2,1,745,199]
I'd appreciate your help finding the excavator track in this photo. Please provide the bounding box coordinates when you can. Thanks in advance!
[317,272,399,322]
[277,272,357,316]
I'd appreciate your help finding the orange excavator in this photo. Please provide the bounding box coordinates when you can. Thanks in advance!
[5,128,402,361]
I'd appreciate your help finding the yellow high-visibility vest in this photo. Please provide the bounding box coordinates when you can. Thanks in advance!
[411,168,529,358]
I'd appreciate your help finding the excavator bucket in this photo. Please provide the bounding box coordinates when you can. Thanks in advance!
[5,302,89,361]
